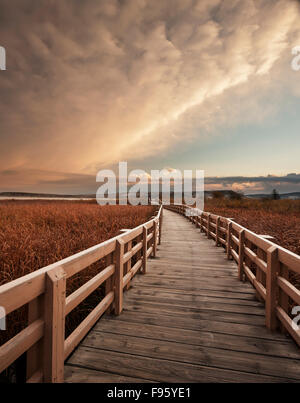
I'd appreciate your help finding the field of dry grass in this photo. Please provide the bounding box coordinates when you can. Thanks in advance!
[0,198,299,378]
[203,197,300,315]
[204,198,300,256]
[0,200,156,348]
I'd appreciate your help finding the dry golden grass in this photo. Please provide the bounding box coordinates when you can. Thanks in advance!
[204,197,300,291]
[0,200,156,346]
[204,198,300,255]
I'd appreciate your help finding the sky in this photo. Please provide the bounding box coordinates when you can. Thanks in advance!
[0,0,300,195]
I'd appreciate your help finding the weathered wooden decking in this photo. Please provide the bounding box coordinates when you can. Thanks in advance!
[65,209,300,383]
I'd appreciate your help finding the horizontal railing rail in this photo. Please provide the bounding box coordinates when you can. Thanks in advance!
[165,204,300,347]
[0,205,163,383]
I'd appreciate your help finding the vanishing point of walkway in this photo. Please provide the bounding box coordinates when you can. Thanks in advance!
[65,209,300,383]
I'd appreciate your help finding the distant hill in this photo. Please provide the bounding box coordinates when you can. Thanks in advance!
[204,190,243,199]
[247,192,300,200]
[1,190,299,201]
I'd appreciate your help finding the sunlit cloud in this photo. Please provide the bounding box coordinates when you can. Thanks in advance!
[0,0,300,192]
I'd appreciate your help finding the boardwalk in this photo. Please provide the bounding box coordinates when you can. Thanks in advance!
[65,209,300,383]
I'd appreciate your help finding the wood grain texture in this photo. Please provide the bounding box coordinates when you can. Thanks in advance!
[65,209,300,383]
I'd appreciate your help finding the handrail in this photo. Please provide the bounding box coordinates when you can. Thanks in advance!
[0,205,163,383]
[165,204,300,347]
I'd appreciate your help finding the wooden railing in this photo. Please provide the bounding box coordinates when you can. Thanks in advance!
[165,204,300,347]
[0,205,163,383]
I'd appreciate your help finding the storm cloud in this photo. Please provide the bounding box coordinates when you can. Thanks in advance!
[0,0,300,191]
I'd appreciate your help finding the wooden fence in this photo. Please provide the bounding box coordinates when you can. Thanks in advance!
[165,204,300,347]
[0,205,163,383]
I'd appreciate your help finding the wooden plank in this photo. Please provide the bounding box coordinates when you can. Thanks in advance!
[136,232,143,275]
[266,246,279,330]
[255,248,265,302]
[276,307,300,347]
[147,233,153,242]
[279,261,290,334]
[43,267,66,383]
[105,252,114,315]
[126,287,262,306]
[68,346,294,383]
[244,230,273,253]
[278,248,300,275]
[0,270,46,316]
[131,283,259,301]
[207,214,211,239]
[64,207,300,383]
[122,259,142,288]
[82,331,300,380]
[123,295,265,316]
[158,208,163,245]
[105,309,287,341]
[97,319,300,359]
[153,221,158,257]
[64,291,114,360]
[215,216,220,246]
[64,365,154,383]
[122,300,266,326]
[114,239,124,315]
[253,279,266,301]
[226,221,232,259]
[132,274,255,291]
[65,264,114,315]
[142,226,148,274]
[58,238,116,279]
[238,230,245,281]
[123,241,142,264]
[26,295,44,381]
[244,246,267,274]
[146,246,153,258]
[0,319,44,374]
[231,234,239,247]
[142,260,239,272]
[277,276,300,306]
[27,370,43,383]
[132,267,238,280]
[231,249,239,264]
[243,262,256,284]
[120,226,143,244]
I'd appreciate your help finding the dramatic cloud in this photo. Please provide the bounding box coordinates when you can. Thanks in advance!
[205,173,300,194]
[0,168,299,195]
[0,0,300,191]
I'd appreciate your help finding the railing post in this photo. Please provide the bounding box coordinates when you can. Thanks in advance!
[158,209,163,245]
[43,267,66,383]
[27,296,44,382]
[207,214,211,239]
[152,221,158,258]
[226,221,232,259]
[215,216,220,246]
[125,240,132,291]
[256,248,265,302]
[266,246,279,331]
[238,230,245,281]
[142,226,148,274]
[196,213,199,228]
[192,210,196,225]
[200,213,203,233]
[114,239,124,315]
[279,256,289,334]
[105,252,114,314]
